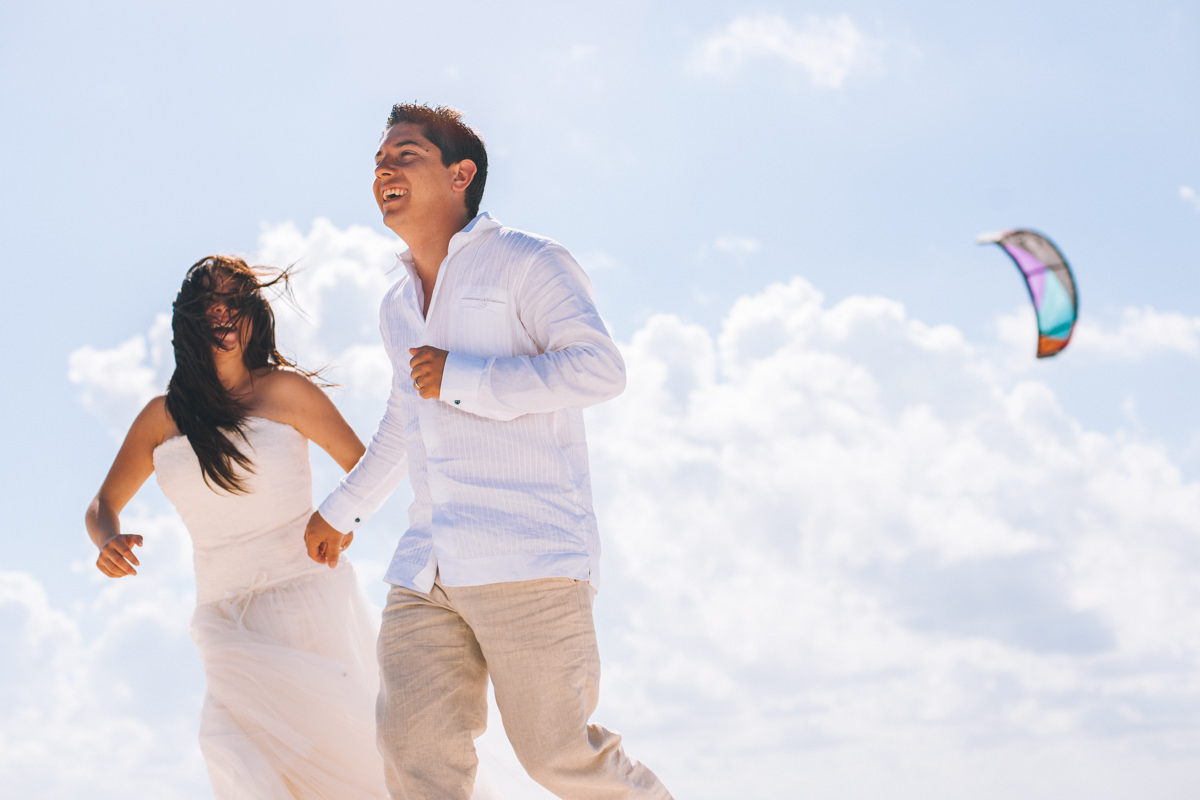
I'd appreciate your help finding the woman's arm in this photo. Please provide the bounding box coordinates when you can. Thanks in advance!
[86,396,173,578]
[266,372,368,566]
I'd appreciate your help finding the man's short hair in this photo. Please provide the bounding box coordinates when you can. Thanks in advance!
[386,104,488,219]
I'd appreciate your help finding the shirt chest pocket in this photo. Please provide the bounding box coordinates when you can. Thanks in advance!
[453,286,513,357]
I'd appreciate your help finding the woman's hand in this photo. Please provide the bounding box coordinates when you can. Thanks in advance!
[96,534,144,578]
[305,511,353,568]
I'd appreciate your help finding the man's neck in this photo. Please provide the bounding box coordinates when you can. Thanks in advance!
[398,211,473,311]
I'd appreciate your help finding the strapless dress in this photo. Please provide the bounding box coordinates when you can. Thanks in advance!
[154,417,386,799]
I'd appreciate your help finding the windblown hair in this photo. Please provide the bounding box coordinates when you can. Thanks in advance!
[385,103,488,218]
[166,255,314,493]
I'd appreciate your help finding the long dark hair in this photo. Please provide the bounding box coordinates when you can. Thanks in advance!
[166,255,315,493]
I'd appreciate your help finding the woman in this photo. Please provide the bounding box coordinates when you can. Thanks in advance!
[86,255,387,799]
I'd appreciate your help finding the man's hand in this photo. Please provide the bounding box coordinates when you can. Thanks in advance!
[305,511,354,568]
[96,534,143,578]
[409,346,448,400]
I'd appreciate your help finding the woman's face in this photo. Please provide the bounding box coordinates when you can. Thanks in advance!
[205,273,253,354]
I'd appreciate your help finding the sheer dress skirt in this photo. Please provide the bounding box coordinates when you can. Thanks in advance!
[190,562,387,800]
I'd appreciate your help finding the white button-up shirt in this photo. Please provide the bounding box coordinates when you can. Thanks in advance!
[318,213,625,592]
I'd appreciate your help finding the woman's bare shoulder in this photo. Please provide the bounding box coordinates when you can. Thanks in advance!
[252,368,331,423]
[139,395,179,443]
[258,366,325,394]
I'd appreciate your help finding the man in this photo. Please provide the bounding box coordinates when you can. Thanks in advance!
[305,104,673,800]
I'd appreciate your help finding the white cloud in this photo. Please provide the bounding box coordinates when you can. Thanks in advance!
[256,217,399,363]
[1075,306,1200,358]
[585,277,1200,797]
[0,511,210,798]
[689,14,871,89]
[253,219,399,437]
[67,315,171,437]
[996,305,1200,360]
[1181,185,1200,213]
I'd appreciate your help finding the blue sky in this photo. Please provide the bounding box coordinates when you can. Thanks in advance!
[4,2,1200,798]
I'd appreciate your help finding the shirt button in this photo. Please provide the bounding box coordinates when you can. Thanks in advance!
[454,400,461,405]
[354,517,361,523]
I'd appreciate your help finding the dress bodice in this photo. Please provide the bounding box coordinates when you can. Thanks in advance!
[154,417,324,604]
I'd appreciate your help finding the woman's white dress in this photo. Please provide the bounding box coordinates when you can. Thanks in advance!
[154,417,387,799]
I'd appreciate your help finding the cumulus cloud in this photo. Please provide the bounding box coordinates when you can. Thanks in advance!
[0,511,210,798]
[67,313,172,437]
[253,218,397,433]
[256,218,399,365]
[688,14,871,89]
[54,221,1200,798]
[585,278,1200,796]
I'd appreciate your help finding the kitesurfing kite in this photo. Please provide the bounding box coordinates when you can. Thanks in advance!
[978,229,1079,358]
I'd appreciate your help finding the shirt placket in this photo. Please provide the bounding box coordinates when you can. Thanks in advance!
[412,254,454,555]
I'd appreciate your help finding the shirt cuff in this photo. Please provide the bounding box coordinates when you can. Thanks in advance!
[317,490,367,535]
[440,351,485,410]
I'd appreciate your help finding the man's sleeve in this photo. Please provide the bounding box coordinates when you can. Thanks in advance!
[438,243,625,421]
[317,323,410,533]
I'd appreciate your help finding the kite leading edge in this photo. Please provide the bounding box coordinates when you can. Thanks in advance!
[978,229,1079,358]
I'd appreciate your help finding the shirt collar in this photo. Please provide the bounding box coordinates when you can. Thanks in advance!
[389,211,501,275]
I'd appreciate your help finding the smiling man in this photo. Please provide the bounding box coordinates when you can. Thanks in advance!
[304,104,673,800]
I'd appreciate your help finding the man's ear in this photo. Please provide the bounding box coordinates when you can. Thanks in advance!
[450,159,477,194]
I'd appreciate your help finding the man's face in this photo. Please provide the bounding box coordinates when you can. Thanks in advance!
[373,122,463,238]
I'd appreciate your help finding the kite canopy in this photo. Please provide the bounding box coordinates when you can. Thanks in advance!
[978,229,1078,358]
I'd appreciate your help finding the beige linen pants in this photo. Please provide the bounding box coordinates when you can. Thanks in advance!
[376,576,673,800]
